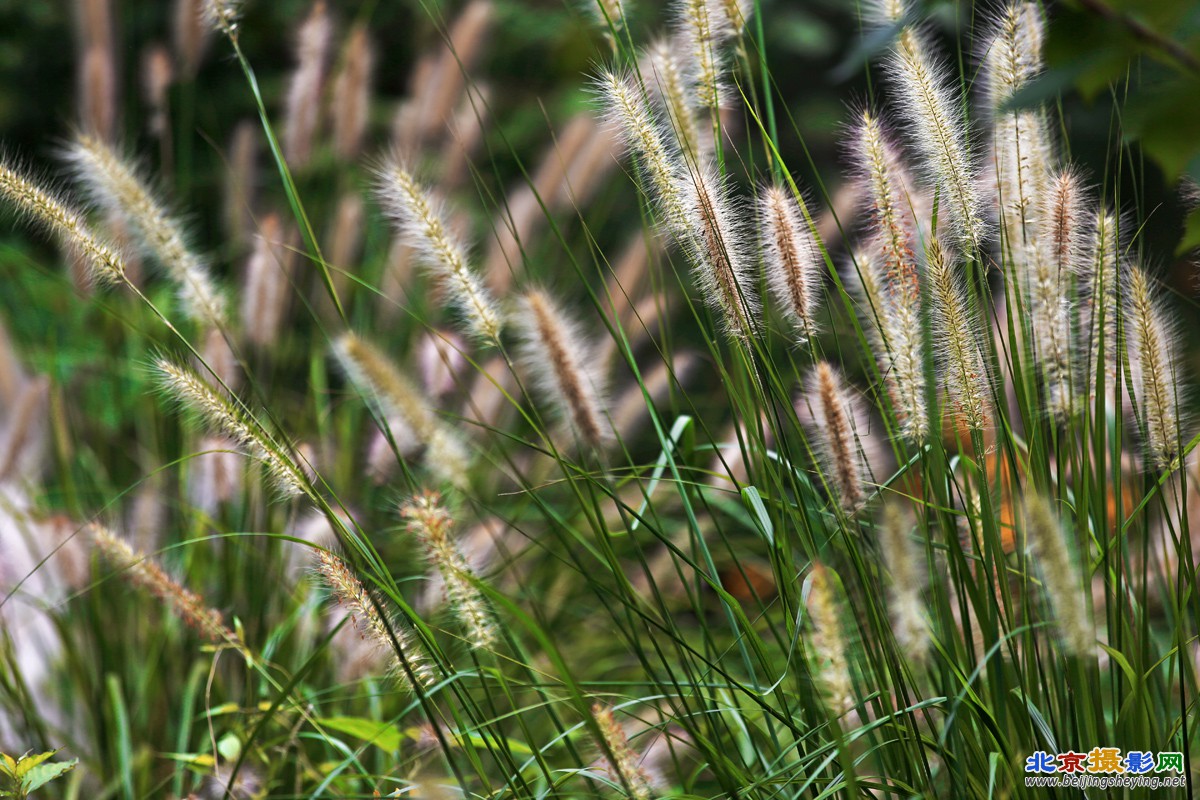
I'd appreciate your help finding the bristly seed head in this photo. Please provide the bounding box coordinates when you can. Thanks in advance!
[64,133,227,327]
[679,165,757,342]
[512,289,612,450]
[401,490,496,650]
[0,158,127,284]
[758,184,822,345]
[375,161,502,344]
[314,547,434,690]
[805,562,854,716]
[801,361,868,511]
[927,239,991,433]
[1126,265,1184,472]
[1022,493,1094,657]
[155,356,308,498]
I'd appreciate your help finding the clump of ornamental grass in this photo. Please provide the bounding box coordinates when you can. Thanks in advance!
[401,491,496,650]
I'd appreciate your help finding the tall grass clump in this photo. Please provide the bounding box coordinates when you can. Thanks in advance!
[0,0,1196,796]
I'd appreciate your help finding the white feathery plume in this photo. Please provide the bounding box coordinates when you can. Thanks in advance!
[758,184,822,344]
[0,158,126,284]
[512,289,612,450]
[375,161,502,344]
[64,133,227,326]
[927,239,991,433]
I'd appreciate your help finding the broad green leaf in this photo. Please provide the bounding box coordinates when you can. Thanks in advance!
[20,759,77,794]
[13,752,56,781]
[318,717,402,753]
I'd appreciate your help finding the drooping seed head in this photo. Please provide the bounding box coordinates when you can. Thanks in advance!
[64,133,227,326]
[375,161,502,343]
[92,523,239,645]
[314,548,434,690]
[0,158,127,284]
[155,356,307,498]
[590,704,657,800]
[401,490,496,650]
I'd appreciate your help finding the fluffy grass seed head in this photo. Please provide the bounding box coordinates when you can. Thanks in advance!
[155,356,307,498]
[879,502,929,662]
[927,239,992,433]
[805,562,854,716]
[1022,493,1094,657]
[1127,265,1184,471]
[642,39,703,158]
[0,158,126,284]
[801,361,868,511]
[597,68,689,235]
[1031,169,1083,420]
[64,133,227,326]
[758,184,822,345]
[332,25,375,161]
[202,0,241,36]
[91,523,238,645]
[678,165,757,342]
[314,548,434,690]
[982,2,1045,107]
[590,704,656,800]
[676,0,731,109]
[513,289,612,450]
[401,490,496,650]
[283,1,333,168]
[333,333,471,489]
[375,160,502,343]
[1086,209,1122,385]
[887,23,985,249]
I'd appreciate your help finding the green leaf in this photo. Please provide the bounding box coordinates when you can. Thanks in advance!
[1124,75,1200,181]
[20,759,77,793]
[13,753,56,781]
[741,486,774,545]
[0,754,14,778]
[318,717,402,753]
